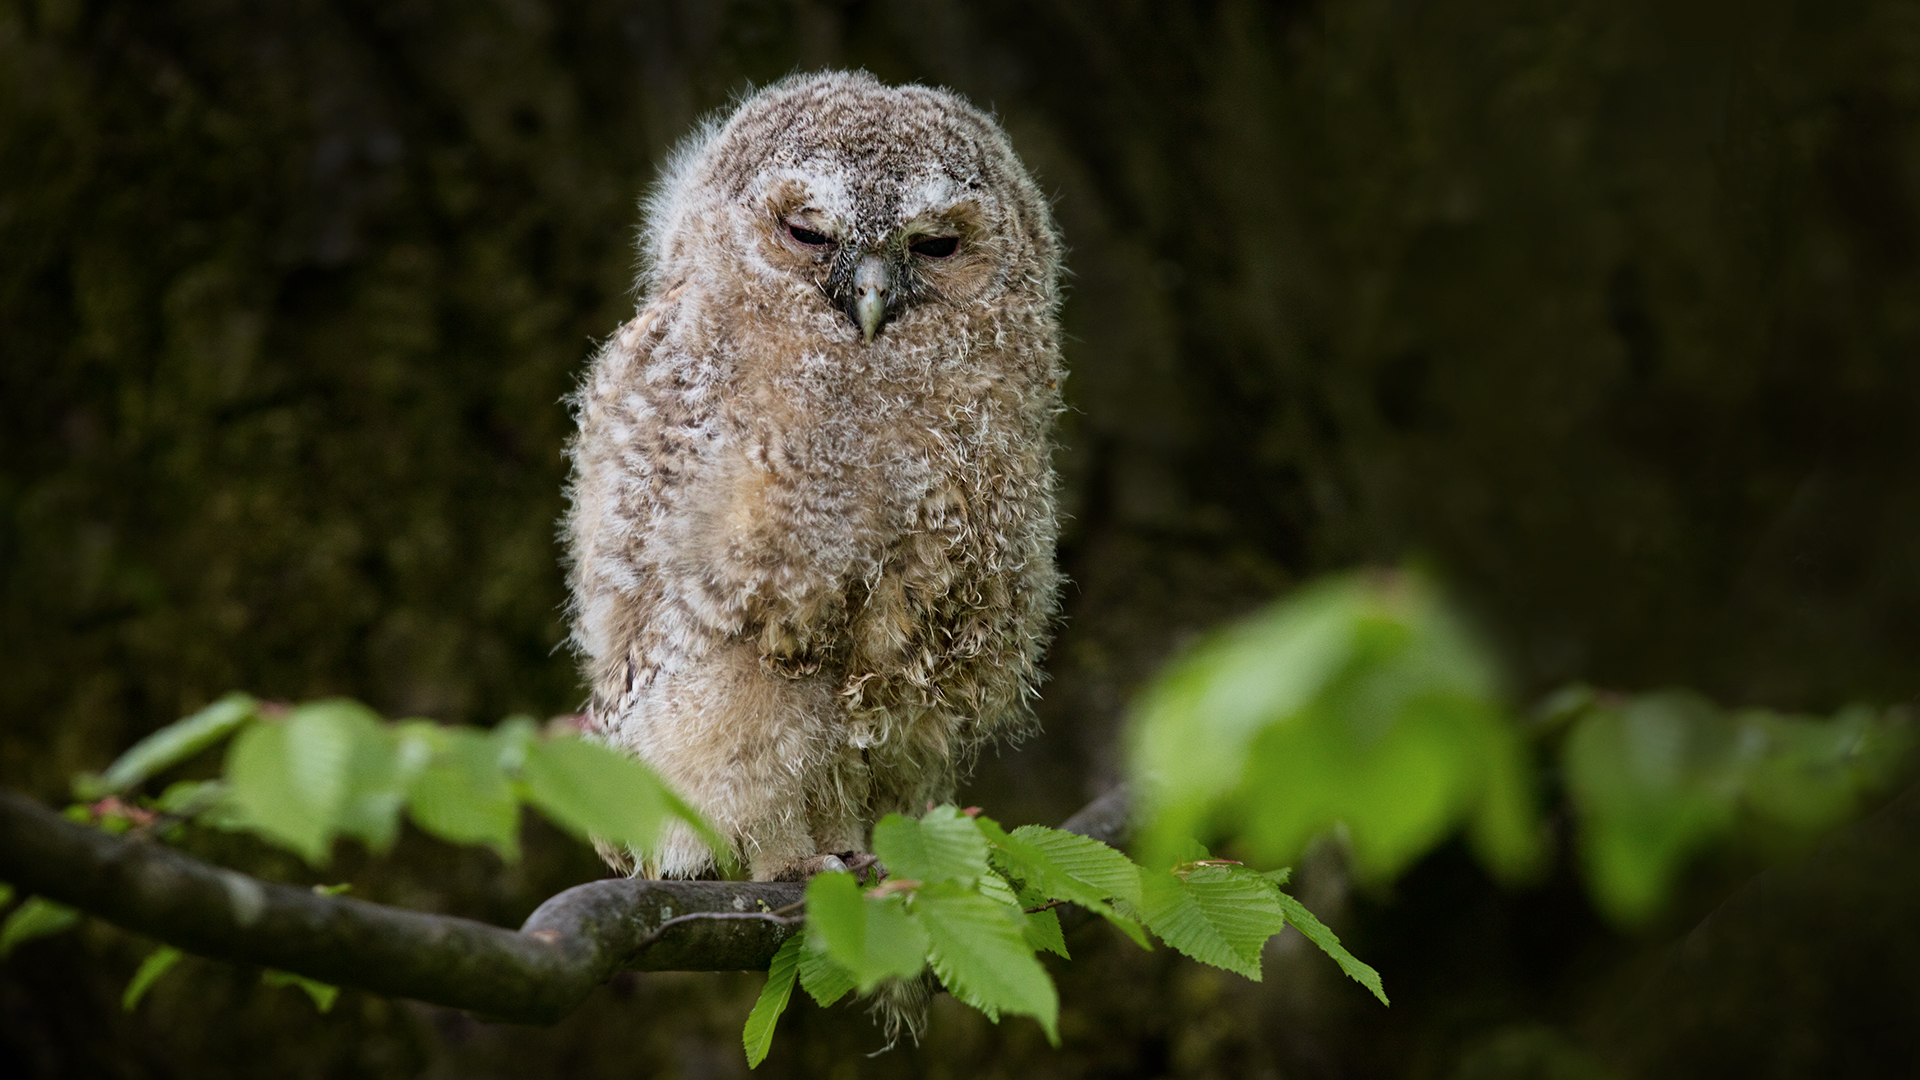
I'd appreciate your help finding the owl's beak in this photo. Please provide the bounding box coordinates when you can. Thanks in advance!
[851,255,892,342]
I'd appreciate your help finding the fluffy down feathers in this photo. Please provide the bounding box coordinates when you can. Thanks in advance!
[565,70,1064,882]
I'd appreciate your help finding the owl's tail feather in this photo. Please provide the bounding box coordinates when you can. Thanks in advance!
[866,974,933,1050]
[592,837,637,876]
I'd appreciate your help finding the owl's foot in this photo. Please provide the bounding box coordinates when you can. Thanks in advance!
[769,850,879,882]
[838,851,879,879]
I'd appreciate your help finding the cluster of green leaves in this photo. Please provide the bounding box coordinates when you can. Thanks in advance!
[1549,686,1913,924]
[742,805,1383,1068]
[4,692,725,1010]
[7,692,1389,1064]
[15,567,1903,1061]
[1127,570,1914,928]
[68,692,725,868]
[1130,571,1541,884]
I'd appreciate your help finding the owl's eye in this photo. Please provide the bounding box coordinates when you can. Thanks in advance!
[787,223,833,247]
[909,235,960,259]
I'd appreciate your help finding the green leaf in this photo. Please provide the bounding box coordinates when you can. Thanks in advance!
[804,871,927,991]
[1000,824,1143,907]
[1734,703,1911,833]
[490,716,538,773]
[1558,690,1916,927]
[518,735,663,846]
[1128,571,1542,886]
[222,700,386,864]
[975,866,1022,908]
[796,943,856,1007]
[1139,865,1287,981]
[93,807,135,834]
[1738,709,1868,831]
[1271,892,1387,1005]
[406,726,520,860]
[803,871,863,967]
[1237,690,1526,881]
[872,806,990,886]
[518,735,730,871]
[0,897,79,957]
[913,883,1059,1044]
[743,935,800,1069]
[79,692,257,799]
[154,779,227,817]
[1563,691,1742,924]
[262,969,338,1012]
[332,719,420,855]
[0,883,12,907]
[1130,577,1367,861]
[1023,907,1068,958]
[992,822,1149,946]
[122,945,183,1010]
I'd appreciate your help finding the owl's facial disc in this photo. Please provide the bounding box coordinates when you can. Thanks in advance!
[767,184,980,341]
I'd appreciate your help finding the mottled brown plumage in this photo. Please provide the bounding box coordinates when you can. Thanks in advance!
[565,72,1064,884]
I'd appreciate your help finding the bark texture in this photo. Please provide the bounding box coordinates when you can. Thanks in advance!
[0,786,1133,1023]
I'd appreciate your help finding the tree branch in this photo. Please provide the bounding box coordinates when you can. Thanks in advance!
[0,785,1133,1023]
[1057,782,1133,847]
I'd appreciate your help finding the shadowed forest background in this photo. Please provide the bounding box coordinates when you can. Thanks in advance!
[5,0,1920,1077]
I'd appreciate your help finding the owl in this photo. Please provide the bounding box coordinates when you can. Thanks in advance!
[565,71,1065,883]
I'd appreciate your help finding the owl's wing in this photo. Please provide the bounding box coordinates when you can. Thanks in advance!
[566,284,690,715]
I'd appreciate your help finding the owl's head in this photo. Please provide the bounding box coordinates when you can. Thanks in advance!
[643,71,1059,345]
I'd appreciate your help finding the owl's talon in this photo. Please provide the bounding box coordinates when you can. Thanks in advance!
[839,852,882,884]
[773,851,874,881]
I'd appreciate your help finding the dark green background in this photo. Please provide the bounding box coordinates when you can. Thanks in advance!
[4,0,1918,1076]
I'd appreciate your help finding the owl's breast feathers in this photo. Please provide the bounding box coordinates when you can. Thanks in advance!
[569,278,1061,756]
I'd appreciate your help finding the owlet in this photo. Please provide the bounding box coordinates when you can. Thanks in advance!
[565,71,1065,881]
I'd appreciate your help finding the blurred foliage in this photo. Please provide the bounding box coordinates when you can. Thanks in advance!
[1129,569,1912,928]
[0,898,78,959]
[5,0,1920,1075]
[119,945,181,1012]
[1130,570,1539,885]
[259,969,341,1014]
[60,693,724,869]
[1552,687,1912,924]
